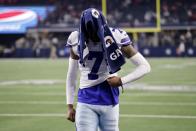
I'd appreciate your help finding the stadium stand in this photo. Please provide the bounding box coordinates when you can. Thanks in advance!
[161,0,196,26]
[0,0,195,58]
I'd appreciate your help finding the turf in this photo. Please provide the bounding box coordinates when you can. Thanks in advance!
[0,58,196,131]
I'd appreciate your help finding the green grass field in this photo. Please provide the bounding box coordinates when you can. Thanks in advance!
[0,58,196,131]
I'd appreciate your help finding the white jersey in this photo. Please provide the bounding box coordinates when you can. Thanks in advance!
[67,28,132,88]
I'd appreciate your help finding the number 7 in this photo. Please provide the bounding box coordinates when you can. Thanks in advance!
[88,51,103,80]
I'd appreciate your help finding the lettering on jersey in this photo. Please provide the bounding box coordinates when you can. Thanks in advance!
[110,49,123,60]
[104,36,114,48]
[92,9,100,18]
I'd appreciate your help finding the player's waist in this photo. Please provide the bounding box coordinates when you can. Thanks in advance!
[79,73,117,89]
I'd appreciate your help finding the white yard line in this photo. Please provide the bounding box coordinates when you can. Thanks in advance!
[157,62,196,69]
[1,101,196,106]
[0,80,196,92]
[120,114,196,119]
[123,93,196,97]
[0,80,65,86]
[120,102,196,106]
[0,92,66,96]
[124,83,196,92]
[0,113,196,119]
[0,113,65,117]
[1,92,196,97]
[0,101,65,105]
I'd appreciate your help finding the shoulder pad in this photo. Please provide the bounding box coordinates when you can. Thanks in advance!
[110,27,132,46]
[67,31,79,46]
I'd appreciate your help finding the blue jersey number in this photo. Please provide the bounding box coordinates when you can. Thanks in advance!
[88,51,103,80]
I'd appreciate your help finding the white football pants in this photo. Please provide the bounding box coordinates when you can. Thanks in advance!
[76,102,119,131]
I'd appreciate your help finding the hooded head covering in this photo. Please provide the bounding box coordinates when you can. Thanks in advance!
[80,8,106,41]
[78,8,125,74]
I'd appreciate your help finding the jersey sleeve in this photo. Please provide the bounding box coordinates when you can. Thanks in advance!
[67,31,79,46]
[110,28,132,46]
[67,31,79,55]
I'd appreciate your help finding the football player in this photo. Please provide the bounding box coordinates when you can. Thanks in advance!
[66,8,151,131]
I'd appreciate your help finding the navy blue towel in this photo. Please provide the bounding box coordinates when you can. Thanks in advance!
[78,8,125,73]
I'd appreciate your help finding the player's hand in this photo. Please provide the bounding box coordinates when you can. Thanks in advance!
[107,76,122,87]
[67,104,76,122]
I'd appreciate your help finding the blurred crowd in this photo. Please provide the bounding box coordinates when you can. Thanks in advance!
[0,31,68,58]
[137,30,196,56]
[40,0,196,27]
[41,0,101,27]
[107,0,156,27]
[0,0,55,5]
[161,0,196,26]
[42,0,156,27]
[0,0,195,57]
[0,0,195,27]
[0,29,195,57]
[138,30,196,47]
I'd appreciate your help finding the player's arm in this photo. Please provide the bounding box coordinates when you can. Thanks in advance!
[107,44,151,87]
[120,44,151,84]
[66,31,79,122]
[107,28,151,87]
[66,47,79,122]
